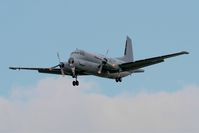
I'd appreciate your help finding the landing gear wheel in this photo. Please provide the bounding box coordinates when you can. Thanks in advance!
[75,80,79,86]
[118,77,122,82]
[72,81,76,86]
[72,80,79,86]
[115,77,122,82]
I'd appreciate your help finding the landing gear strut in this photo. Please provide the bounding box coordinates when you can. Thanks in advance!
[115,77,122,82]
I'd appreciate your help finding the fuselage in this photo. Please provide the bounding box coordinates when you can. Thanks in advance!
[66,49,133,79]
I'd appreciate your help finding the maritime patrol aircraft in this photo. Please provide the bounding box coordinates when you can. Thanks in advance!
[9,36,189,86]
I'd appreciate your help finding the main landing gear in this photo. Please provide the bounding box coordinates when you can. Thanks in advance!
[115,77,122,82]
[72,75,79,86]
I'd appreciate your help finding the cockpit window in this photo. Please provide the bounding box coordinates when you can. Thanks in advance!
[71,51,80,55]
[71,50,85,56]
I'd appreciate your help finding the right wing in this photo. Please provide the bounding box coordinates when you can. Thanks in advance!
[119,51,189,71]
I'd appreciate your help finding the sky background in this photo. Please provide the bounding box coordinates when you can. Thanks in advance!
[0,0,199,133]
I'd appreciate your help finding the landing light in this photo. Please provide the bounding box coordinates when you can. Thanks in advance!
[112,64,116,67]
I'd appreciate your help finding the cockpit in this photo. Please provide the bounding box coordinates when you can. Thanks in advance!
[71,49,85,56]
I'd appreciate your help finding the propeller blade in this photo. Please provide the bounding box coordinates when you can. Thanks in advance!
[56,52,65,76]
[57,52,61,63]
[98,64,103,74]
[51,64,60,68]
[49,64,59,71]
[60,67,65,77]
[105,49,109,56]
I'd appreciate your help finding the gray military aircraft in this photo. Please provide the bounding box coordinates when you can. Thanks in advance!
[10,36,189,86]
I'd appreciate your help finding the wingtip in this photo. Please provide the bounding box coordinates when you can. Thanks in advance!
[9,67,20,70]
[9,67,15,70]
[182,51,189,54]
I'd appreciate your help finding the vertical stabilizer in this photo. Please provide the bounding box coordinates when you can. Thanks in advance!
[119,36,134,62]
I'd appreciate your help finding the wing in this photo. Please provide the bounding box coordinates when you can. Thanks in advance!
[9,67,89,76]
[119,51,189,71]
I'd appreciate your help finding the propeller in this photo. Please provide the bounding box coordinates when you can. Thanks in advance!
[97,49,110,74]
[98,58,108,74]
[49,53,65,76]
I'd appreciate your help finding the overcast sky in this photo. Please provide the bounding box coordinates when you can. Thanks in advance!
[0,0,198,133]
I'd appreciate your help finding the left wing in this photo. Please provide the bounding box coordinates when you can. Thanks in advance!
[119,51,189,71]
[9,67,89,76]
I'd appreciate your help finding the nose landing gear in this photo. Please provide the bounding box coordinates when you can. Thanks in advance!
[72,80,79,86]
[72,75,79,86]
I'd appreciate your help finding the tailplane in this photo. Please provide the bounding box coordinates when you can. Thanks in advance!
[119,36,134,62]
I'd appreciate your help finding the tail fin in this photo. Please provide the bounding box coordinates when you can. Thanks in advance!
[119,36,134,62]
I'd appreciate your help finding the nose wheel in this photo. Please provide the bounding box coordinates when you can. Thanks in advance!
[72,80,79,86]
